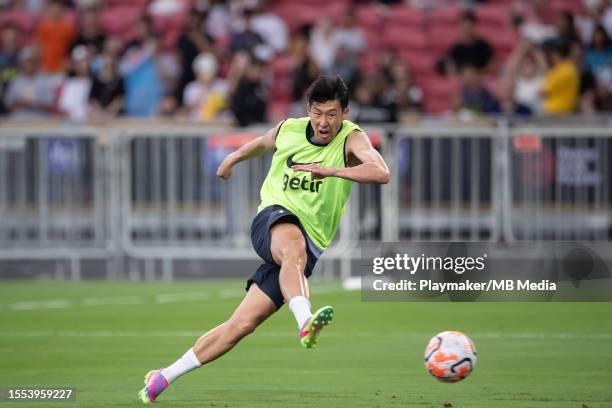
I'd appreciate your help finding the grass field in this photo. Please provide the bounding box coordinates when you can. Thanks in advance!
[1,279,611,408]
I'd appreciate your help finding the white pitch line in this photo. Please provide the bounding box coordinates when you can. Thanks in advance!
[0,331,611,340]
[155,291,210,304]
[219,288,245,299]
[81,296,145,307]
[10,299,72,311]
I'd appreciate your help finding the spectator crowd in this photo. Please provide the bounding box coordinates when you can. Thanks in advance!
[0,0,610,125]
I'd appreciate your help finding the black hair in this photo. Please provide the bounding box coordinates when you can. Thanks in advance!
[461,10,477,24]
[306,76,349,110]
[591,25,611,49]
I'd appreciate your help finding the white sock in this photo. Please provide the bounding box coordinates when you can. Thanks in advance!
[161,348,202,384]
[288,296,312,329]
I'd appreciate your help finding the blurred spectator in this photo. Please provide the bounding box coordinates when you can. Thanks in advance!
[289,26,319,115]
[348,50,422,123]
[328,46,360,96]
[230,8,270,60]
[379,52,423,115]
[556,10,582,45]
[454,65,500,114]
[71,6,106,57]
[37,0,76,73]
[330,10,366,55]
[183,52,228,121]
[205,0,232,42]
[120,16,164,117]
[512,0,557,44]
[0,24,20,114]
[585,25,612,90]
[439,11,493,76]
[4,47,61,118]
[250,0,288,55]
[541,40,580,114]
[309,17,335,73]
[89,53,124,118]
[176,9,215,104]
[58,45,92,122]
[501,42,545,114]
[229,53,267,126]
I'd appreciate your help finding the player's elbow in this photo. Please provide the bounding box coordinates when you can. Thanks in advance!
[377,167,391,184]
[379,170,390,185]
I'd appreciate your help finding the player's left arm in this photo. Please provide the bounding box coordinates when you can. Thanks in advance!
[291,130,390,184]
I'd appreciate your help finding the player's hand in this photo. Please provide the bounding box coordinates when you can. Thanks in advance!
[216,158,233,180]
[291,163,336,179]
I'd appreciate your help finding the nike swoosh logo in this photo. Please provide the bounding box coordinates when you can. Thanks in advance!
[286,154,322,168]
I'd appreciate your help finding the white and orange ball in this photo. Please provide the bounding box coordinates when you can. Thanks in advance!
[424,331,477,383]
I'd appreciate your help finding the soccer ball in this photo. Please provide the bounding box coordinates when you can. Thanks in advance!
[424,331,477,383]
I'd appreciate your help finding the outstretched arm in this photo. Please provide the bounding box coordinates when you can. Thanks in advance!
[216,122,281,180]
[291,130,390,184]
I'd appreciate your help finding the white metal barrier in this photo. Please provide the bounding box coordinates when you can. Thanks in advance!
[1,122,612,279]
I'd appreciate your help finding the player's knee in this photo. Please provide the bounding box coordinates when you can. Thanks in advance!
[279,240,307,264]
[227,317,257,338]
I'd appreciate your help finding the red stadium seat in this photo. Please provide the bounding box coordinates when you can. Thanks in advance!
[101,6,143,36]
[399,50,437,78]
[273,2,348,32]
[355,5,382,30]
[550,0,585,15]
[421,76,460,113]
[427,26,459,55]
[385,4,422,27]
[478,28,519,54]
[428,6,462,26]
[382,25,429,51]
[475,4,510,28]
[0,10,37,37]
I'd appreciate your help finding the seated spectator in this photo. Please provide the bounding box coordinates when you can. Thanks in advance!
[120,16,163,117]
[289,26,320,116]
[439,10,494,76]
[230,54,267,126]
[183,52,228,121]
[176,9,216,105]
[309,17,335,74]
[541,40,580,114]
[330,10,366,56]
[250,0,288,55]
[454,65,500,114]
[230,8,270,60]
[328,46,361,97]
[585,25,612,91]
[511,0,557,44]
[4,47,61,118]
[378,51,423,115]
[37,0,76,74]
[71,6,106,57]
[58,45,93,122]
[205,0,232,42]
[502,41,545,114]
[89,53,124,118]
[0,24,20,115]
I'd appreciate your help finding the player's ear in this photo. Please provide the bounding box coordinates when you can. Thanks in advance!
[342,107,349,118]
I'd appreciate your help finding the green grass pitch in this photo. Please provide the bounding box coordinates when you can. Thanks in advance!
[0,280,611,407]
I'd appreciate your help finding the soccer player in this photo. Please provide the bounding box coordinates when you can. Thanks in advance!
[139,76,390,403]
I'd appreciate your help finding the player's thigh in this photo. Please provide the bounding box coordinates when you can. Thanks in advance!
[269,222,307,265]
[230,283,277,327]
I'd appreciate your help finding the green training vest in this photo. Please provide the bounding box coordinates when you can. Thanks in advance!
[257,117,361,249]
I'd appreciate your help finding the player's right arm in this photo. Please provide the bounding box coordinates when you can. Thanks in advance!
[216,122,282,180]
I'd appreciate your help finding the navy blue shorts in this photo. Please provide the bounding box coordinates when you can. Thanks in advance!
[246,205,321,310]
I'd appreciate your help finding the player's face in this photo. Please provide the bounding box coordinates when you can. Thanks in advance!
[308,100,348,143]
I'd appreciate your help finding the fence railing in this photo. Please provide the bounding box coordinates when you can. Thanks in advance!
[1,121,611,278]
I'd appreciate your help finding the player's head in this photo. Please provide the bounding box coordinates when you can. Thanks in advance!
[306,76,349,143]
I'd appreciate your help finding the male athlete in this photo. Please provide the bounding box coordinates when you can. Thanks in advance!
[139,76,390,403]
